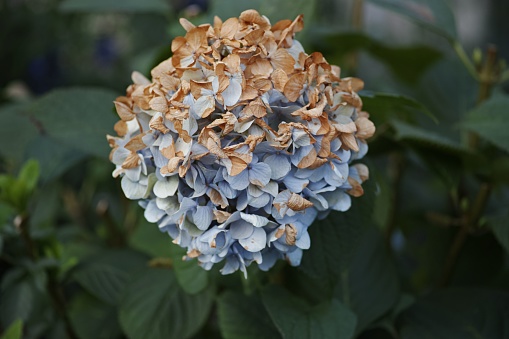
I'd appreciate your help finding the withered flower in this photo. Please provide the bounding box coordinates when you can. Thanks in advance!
[108,10,375,277]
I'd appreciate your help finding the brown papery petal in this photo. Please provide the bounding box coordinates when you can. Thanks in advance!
[214,210,231,223]
[114,101,135,121]
[297,146,318,169]
[355,117,375,139]
[283,72,306,102]
[354,163,369,182]
[114,120,128,137]
[149,115,170,134]
[271,69,288,92]
[339,133,359,152]
[347,177,364,197]
[179,18,196,32]
[287,193,313,211]
[122,152,141,169]
[149,96,168,113]
[244,28,265,45]
[285,224,297,245]
[270,48,295,75]
[125,134,146,152]
[221,17,240,39]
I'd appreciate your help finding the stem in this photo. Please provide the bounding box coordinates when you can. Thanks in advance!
[47,271,79,339]
[15,215,38,260]
[15,214,78,338]
[453,41,479,81]
[440,46,498,287]
[469,46,498,149]
[439,184,491,287]
[96,199,125,247]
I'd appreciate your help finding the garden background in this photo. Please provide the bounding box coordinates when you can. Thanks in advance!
[1,0,509,338]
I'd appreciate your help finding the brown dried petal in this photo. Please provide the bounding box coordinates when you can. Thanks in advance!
[287,193,313,211]
[284,224,297,245]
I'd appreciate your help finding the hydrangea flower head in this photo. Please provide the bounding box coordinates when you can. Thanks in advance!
[108,10,375,277]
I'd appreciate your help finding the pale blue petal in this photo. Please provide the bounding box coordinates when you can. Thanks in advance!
[230,220,254,239]
[285,248,303,266]
[240,212,269,227]
[193,205,213,230]
[264,154,291,180]
[283,174,309,193]
[239,227,266,252]
[225,168,249,190]
[144,200,165,223]
[248,162,271,187]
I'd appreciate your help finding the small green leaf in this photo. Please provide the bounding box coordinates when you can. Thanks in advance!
[262,286,357,339]
[397,289,509,338]
[218,291,282,339]
[59,0,171,13]
[366,0,457,40]
[17,160,39,193]
[0,319,23,339]
[461,96,509,153]
[73,249,148,306]
[118,267,214,339]
[486,214,509,254]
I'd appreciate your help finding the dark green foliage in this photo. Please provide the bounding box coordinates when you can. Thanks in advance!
[1,1,508,338]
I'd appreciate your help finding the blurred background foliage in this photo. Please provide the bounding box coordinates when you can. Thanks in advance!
[1,0,509,338]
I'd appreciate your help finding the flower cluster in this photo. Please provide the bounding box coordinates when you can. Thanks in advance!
[108,10,375,276]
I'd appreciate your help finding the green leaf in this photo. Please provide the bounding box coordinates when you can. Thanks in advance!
[397,289,509,338]
[0,103,38,165]
[73,249,148,306]
[59,0,171,13]
[129,217,173,258]
[391,120,470,155]
[0,279,34,327]
[118,267,214,339]
[333,228,400,331]
[301,179,376,281]
[301,180,400,331]
[319,32,442,84]
[169,244,209,295]
[27,88,118,159]
[130,217,209,294]
[262,286,357,339]
[461,96,509,153]
[366,0,457,40]
[17,159,39,193]
[486,214,509,254]
[0,319,23,339]
[218,291,282,339]
[361,92,437,126]
[69,292,122,339]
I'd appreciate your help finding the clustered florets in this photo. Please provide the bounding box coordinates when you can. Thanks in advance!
[108,10,375,276]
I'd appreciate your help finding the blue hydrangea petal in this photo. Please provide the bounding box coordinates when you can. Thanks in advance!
[264,154,291,180]
[239,227,266,252]
[248,162,272,187]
